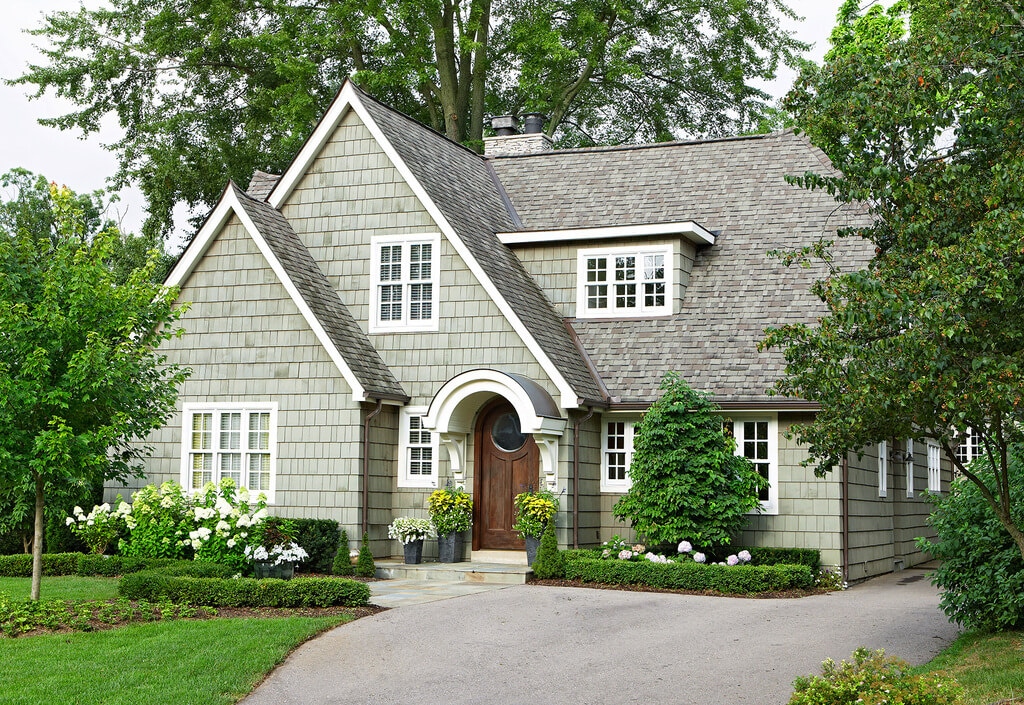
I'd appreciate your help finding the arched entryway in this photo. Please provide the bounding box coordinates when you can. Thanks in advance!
[474,399,540,550]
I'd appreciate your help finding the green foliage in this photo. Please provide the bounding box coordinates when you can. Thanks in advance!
[613,373,766,546]
[531,521,564,579]
[354,532,375,578]
[65,500,127,554]
[117,573,370,608]
[427,486,473,536]
[562,553,813,593]
[11,1,805,239]
[287,519,341,574]
[789,648,964,705]
[0,592,202,637]
[918,449,1024,630]
[765,0,1024,558]
[118,482,193,559]
[332,529,354,576]
[512,489,558,539]
[0,553,80,578]
[708,546,820,572]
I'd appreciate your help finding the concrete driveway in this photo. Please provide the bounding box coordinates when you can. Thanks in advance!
[242,565,960,705]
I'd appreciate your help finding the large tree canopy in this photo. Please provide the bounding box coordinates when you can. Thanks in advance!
[762,0,1024,557]
[10,0,804,239]
[0,181,188,598]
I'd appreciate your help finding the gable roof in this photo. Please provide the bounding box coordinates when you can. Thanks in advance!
[263,81,605,408]
[167,184,408,403]
[491,131,872,406]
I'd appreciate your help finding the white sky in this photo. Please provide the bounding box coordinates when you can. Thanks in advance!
[0,0,849,242]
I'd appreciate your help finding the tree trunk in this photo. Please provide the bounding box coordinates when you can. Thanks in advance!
[468,0,490,145]
[30,473,44,601]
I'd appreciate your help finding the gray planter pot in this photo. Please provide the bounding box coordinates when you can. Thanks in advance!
[254,561,295,580]
[403,539,424,564]
[437,532,464,563]
[525,535,542,566]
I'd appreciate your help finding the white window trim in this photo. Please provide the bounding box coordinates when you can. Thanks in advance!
[878,440,888,498]
[575,244,673,319]
[601,418,638,493]
[370,233,441,333]
[906,438,915,498]
[955,427,981,466]
[398,407,439,489]
[927,441,942,493]
[180,402,278,503]
[727,414,779,516]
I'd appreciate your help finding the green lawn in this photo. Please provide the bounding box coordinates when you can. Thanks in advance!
[918,629,1024,704]
[0,576,120,601]
[0,616,347,705]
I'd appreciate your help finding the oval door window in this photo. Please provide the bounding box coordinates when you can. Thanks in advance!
[491,411,527,452]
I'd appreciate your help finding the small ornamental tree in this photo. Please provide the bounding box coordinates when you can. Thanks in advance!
[613,373,765,547]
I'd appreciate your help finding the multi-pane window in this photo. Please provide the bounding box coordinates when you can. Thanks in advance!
[183,404,276,500]
[878,440,888,498]
[601,419,636,491]
[371,235,440,331]
[955,428,981,466]
[578,246,671,317]
[906,438,915,498]
[724,418,775,507]
[399,409,438,488]
[927,442,942,492]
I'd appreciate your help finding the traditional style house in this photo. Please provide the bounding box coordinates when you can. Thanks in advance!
[126,80,948,581]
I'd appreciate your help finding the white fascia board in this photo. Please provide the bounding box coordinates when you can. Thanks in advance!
[168,187,370,403]
[267,80,581,409]
[497,221,716,247]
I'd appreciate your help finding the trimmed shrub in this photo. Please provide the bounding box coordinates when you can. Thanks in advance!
[531,521,564,579]
[289,519,341,573]
[354,532,375,578]
[118,572,370,607]
[789,648,963,705]
[333,529,354,576]
[562,554,814,593]
[0,553,81,577]
[706,547,820,572]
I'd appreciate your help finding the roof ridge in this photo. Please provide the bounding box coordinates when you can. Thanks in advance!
[488,131,780,159]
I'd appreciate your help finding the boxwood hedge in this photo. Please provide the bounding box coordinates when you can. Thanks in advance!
[118,572,370,607]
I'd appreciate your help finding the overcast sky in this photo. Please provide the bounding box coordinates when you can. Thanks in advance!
[0,0,850,242]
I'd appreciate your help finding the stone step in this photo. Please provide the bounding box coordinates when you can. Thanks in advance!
[375,559,533,585]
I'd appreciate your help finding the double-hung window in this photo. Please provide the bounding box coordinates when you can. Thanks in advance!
[601,419,637,492]
[576,245,671,318]
[182,403,277,501]
[399,408,438,488]
[371,234,440,332]
[723,415,778,514]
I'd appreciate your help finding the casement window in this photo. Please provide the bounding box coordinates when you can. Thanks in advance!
[576,245,672,318]
[723,415,779,515]
[927,441,942,492]
[955,428,981,466]
[399,408,438,488]
[601,419,637,492]
[370,234,440,332]
[181,403,277,501]
[878,440,888,498]
[906,439,915,498]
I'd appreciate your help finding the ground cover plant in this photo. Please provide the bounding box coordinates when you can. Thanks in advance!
[918,629,1024,705]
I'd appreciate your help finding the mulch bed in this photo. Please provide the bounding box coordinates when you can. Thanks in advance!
[527,578,829,599]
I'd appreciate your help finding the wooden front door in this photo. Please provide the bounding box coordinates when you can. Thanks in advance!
[474,400,539,550]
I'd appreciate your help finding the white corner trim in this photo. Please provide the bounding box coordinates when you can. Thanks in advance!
[497,221,716,247]
[168,187,369,402]
[265,81,581,409]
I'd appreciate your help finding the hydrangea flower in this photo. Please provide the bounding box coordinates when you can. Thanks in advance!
[738,550,752,563]
[693,552,706,563]
[727,555,739,566]
[618,549,633,560]
[677,540,692,554]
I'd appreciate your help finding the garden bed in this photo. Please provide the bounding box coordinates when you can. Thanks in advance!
[528,578,828,599]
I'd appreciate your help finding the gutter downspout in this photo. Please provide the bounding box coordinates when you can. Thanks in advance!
[362,399,383,537]
[572,407,596,549]
[842,455,850,584]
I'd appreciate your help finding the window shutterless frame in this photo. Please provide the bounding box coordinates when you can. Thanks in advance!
[575,244,672,318]
[370,234,441,333]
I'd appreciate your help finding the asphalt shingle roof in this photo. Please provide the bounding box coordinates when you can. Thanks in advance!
[490,132,873,405]
[231,184,408,401]
[245,170,280,201]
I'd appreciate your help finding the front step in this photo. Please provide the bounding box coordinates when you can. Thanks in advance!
[375,559,533,585]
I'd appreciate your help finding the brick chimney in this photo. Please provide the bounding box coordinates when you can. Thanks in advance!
[484,114,553,157]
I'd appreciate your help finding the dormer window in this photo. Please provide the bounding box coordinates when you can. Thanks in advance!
[370,234,440,333]
[576,245,672,318]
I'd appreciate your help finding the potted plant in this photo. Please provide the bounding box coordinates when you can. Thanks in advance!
[243,518,309,579]
[388,517,437,564]
[513,488,558,565]
[427,485,473,563]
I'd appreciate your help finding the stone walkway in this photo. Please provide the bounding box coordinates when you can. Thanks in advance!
[368,577,512,608]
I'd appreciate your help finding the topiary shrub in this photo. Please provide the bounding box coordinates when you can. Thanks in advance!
[332,529,354,576]
[291,518,340,573]
[531,521,565,579]
[612,372,766,546]
[918,448,1024,630]
[118,572,370,607]
[0,553,81,577]
[788,648,963,705]
[354,531,375,578]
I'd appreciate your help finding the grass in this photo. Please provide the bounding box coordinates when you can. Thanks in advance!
[917,629,1024,704]
[0,576,120,601]
[0,616,348,704]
